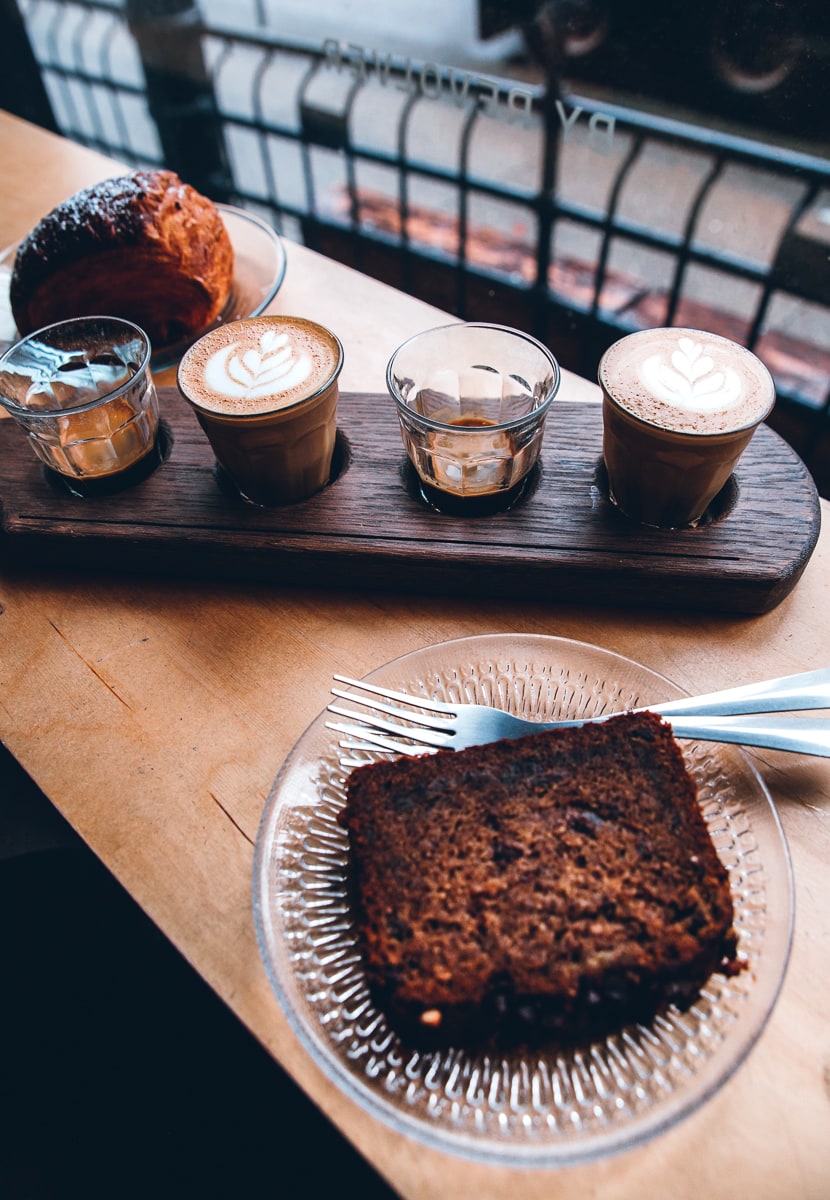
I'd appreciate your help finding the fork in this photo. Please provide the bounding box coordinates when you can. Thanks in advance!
[326,666,830,760]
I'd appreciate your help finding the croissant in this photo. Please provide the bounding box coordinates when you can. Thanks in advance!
[10,169,234,348]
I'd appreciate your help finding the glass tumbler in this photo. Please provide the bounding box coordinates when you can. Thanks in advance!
[0,315,160,495]
[387,322,560,512]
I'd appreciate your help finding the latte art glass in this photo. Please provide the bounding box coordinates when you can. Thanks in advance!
[599,327,776,528]
[178,315,343,506]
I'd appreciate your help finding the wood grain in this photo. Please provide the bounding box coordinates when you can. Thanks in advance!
[0,388,820,614]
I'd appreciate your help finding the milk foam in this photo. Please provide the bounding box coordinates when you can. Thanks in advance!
[600,328,774,435]
[640,337,742,414]
[204,330,312,403]
[180,317,340,416]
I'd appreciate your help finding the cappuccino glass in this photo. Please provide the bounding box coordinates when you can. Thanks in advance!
[0,315,159,495]
[387,322,560,512]
[177,315,343,506]
[599,327,776,529]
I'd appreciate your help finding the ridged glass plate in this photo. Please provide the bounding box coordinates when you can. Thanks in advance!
[253,634,793,1166]
[0,204,286,370]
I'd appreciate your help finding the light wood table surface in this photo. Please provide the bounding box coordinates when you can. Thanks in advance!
[1,111,828,1199]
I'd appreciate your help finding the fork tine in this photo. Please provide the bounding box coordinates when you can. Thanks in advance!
[326,715,450,749]
[326,705,450,744]
[331,727,437,756]
[338,744,432,768]
[332,675,459,717]
[329,688,454,731]
[339,753,376,768]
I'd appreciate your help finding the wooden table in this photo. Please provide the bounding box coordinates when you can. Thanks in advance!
[1,111,828,1199]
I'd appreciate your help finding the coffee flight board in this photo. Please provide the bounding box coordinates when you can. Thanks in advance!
[0,388,821,614]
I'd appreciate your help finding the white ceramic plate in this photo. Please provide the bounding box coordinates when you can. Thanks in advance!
[253,634,793,1167]
[0,204,287,370]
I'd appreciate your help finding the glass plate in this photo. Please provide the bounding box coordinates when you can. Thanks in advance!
[253,634,793,1167]
[0,204,287,370]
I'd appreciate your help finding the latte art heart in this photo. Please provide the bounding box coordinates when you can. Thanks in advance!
[178,314,342,419]
[205,330,312,402]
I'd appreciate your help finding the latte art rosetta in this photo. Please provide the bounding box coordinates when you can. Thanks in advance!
[204,329,312,401]
[641,337,742,413]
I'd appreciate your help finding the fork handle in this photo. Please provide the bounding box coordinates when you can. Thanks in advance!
[661,714,830,757]
[647,666,830,719]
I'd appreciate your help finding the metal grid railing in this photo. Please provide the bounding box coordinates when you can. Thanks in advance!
[19,0,163,166]
[14,0,830,488]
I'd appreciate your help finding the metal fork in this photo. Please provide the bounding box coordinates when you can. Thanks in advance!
[327,666,830,760]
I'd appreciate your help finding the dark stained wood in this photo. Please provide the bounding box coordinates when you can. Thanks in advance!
[0,388,821,613]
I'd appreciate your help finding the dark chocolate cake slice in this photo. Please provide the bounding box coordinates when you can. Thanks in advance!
[341,710,740,1049]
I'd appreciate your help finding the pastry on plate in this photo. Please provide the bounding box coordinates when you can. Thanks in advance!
[10,169,234,348]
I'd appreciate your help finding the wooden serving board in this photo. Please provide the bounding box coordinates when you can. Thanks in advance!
[0,388,821,614]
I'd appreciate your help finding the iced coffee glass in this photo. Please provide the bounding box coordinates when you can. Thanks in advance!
[0,316,159,495]
[387,322,560,512]
[177,315,343,506]
[599,327,776,529]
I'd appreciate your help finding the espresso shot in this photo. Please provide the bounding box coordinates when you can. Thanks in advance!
[177,315,343,506]
[599,328,776,529]
[0,315,160,496]
[387,322,561,512]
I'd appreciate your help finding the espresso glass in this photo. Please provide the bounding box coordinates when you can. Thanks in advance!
[0,316,159,495]
[387,322,561,512]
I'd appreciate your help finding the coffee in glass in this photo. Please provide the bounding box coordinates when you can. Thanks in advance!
[0,315,160,495]
[387,322,560,513]
[599,327,776,528]
[178,315,343,505]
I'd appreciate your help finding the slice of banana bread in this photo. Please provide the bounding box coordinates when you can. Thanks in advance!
[341,710,740,1049]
